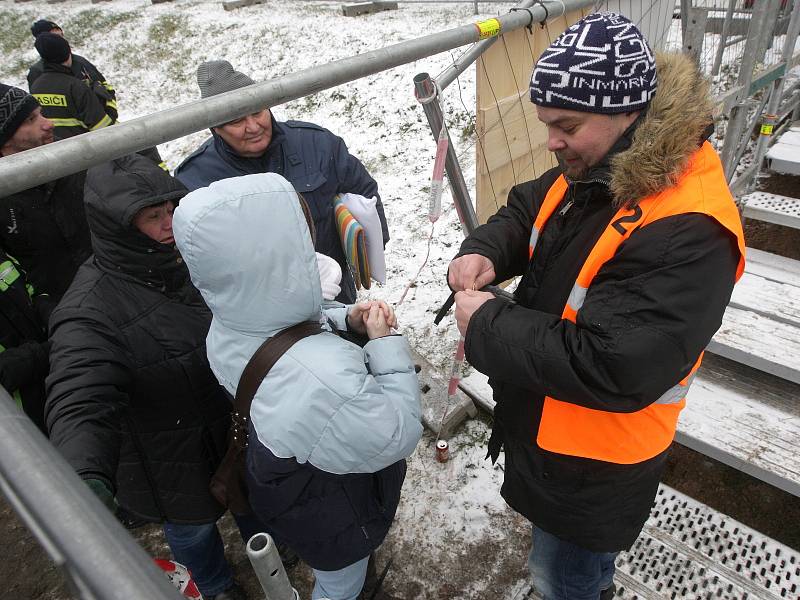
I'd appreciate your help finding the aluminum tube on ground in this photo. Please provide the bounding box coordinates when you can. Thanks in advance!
[414,73,479,234]
[0,389,184,600]
[0,0,595,197]
[246,533,298,600]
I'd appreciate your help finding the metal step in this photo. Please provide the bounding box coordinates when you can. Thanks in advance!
[741,191,800,230]
[505,485,800,600]
[766,125,800,176]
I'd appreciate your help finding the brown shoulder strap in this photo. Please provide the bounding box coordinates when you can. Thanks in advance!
[234,321,323,415]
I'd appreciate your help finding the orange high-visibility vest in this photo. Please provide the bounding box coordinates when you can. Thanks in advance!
[529,142,745,464]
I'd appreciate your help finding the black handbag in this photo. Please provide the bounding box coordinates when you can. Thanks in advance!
[209,321,322,515]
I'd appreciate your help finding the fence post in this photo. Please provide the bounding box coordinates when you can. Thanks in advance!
[740,0,800,193]
[719,0,778,179]
[414,73,479,235]
[711,0,738,78]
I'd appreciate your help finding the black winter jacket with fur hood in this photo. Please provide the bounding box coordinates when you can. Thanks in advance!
[45,154,231,524]
[456,53,741,551]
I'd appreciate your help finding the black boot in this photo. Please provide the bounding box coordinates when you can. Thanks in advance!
[599,582,617,599]
[208,582,248,600]
[358,554,400,600]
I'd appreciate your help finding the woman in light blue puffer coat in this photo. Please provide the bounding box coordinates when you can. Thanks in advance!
[173,172,423,600]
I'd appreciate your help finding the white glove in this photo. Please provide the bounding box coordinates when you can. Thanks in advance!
[316,252,342,300]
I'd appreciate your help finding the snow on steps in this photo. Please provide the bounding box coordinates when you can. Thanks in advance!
[710,247,800,386]
[506,485,800,599]
[766,124,800,176]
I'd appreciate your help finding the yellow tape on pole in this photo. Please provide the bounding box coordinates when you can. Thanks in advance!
[475,18,501,39]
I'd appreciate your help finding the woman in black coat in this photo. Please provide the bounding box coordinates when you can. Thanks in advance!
[45,154,249,600]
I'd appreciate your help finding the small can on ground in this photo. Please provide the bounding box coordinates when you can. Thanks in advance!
[436,439,449,463]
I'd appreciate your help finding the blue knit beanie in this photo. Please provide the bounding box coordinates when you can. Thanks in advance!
[530,12,657,114]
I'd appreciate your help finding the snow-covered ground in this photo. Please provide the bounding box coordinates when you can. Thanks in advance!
[1,1,792,597]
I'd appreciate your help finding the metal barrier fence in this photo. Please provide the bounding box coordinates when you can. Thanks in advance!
[0,0,591,198]
[684,0,800,193]
[0,388,184,600]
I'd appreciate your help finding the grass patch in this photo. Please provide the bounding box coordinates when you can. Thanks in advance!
[6,57,31,79]
[64,9,139,46]
[110,14,193,91]
[0,10,36,56]
[148,13,187,44]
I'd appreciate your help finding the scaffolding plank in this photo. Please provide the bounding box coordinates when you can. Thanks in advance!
[741,191,800,230]
[676,353,800,498]
[709,250,800,385]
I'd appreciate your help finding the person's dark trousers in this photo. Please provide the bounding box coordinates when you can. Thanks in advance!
[232,512,299,568]
[162,521,234,597]
[528,524,618,600]
[232,511,278,545]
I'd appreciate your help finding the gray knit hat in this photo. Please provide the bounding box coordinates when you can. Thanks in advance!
[196,60,255,99]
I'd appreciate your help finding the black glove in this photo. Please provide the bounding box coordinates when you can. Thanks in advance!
[84,478,118,512]
[0,341,48,392]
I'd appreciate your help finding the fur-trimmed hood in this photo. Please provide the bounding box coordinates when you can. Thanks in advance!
[610,52,715,206]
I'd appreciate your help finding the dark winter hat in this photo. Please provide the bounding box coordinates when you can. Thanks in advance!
[197,60,255,99]
[0,84,40,148]
[530,12,657,114]
[34,32,71,64]
[31,19,61,37]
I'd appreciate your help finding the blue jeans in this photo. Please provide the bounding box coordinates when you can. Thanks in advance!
[163,513,270,597]
[312,555,370,600]
[528,525,617,600]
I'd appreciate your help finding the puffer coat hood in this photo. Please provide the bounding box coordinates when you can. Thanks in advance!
[84,153,188,291]
[174,172,422,476]
[173,172,323,394]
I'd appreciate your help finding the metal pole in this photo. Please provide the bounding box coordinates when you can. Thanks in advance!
[0,389,184,600]
[0,0,594,198]
[438,0,542,91]
[742,0,800,193]
[414,73,480,234]
[679,0,691,46]
[719,0,776,178]
[246,533,298,600]
[711,0,738,78]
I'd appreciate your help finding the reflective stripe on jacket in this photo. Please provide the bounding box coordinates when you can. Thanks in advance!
[30,64,115,140]
[530,141,746,464]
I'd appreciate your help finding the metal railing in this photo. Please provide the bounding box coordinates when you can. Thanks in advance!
[0,388,184,600]
[0,2,583,198]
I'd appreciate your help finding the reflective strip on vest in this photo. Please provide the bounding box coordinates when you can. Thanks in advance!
[528,225,540,257]
[106,99,118,111]
[90,114,113,131]
[534,142,746,464]
[49,117,88,130]
[566,283,587,313]
[0,261,21,292]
